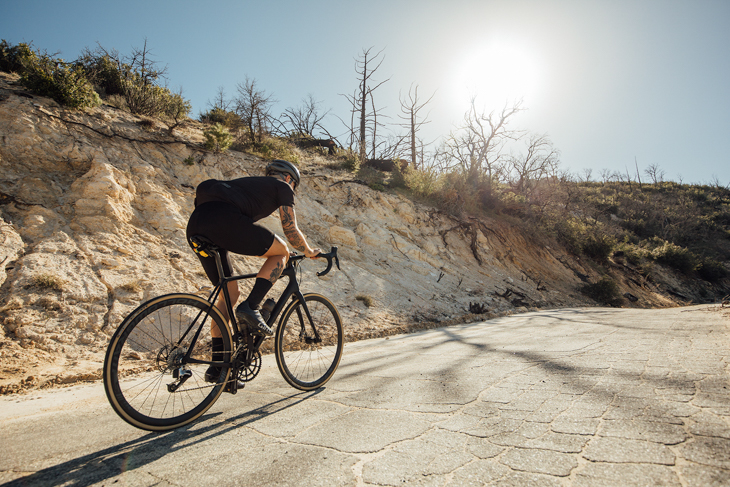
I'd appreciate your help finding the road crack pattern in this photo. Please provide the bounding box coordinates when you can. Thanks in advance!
[1,306,728,486]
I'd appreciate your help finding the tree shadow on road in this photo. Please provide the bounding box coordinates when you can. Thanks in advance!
[2,389,322,487]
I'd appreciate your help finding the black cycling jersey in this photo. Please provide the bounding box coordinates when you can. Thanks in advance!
[187,176,296,284]
[194,177,295,221]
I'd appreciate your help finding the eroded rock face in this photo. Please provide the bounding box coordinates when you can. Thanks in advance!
[0,73,669,386]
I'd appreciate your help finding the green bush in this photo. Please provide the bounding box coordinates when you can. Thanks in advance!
[161,91,192,128]
[120,79,172,117]
[389,160,408,189]
[199,107,241,129]
[581,233,616,263]
[78,45,192,120]
[551,219,595,257]
[580,276,622,306]
[20,51,100,109]
[204,123,233,152]
[77,52,124,97]
[549,217,616,262]
[614,242,651,266]
[245,135,300,163]
[339,150,360,172]
[651,241,697,274]
[0,40,34,73]
[696,258,728,282]
[404,167,439,198]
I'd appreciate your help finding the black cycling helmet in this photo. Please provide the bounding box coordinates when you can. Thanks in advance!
[266,159,300,188]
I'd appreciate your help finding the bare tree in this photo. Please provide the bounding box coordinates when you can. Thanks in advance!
[199,86,243,130]
[277,94,332,138]
[209,86,231,111]
[374,133,408,161]
[441,98,524,185]
[709,174,724,189]
[340,47,390,162]
[397,84,435,170]
[234,76,277,146]
[599,168,612,184]
[367,89,392,159]
[507,135,560,197]
[581,168,593,182]
[557,169,581,215]
[121,39,168,115]
[644,163,665,184]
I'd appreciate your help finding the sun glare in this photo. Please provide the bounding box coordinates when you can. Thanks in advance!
[452,41,542,109]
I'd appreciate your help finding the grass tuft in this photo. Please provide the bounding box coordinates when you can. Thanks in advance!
[355,295,374,307]
[31,273,65,291]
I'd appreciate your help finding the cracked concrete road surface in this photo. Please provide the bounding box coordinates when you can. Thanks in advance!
[1,305,729,486]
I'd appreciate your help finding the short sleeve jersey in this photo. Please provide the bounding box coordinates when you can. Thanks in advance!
[194,177,295,222]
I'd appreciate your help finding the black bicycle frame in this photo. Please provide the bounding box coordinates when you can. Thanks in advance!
[179,253,317,367]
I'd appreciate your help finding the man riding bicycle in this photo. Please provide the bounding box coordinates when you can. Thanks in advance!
[186,159,321,382]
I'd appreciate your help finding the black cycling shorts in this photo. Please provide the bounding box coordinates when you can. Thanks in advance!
[186,201,276,284]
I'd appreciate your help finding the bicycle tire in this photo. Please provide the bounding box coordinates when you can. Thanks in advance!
[275,293,343,391]
[103,293,232,431]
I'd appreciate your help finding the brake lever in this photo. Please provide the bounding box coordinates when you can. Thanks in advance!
[317,246,340,277]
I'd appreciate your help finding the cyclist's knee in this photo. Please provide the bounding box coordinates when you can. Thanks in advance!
[264,235,289,257]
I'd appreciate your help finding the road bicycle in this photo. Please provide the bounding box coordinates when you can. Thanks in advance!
[103,236,343,431]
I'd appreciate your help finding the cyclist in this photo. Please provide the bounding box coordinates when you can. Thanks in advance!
[186,159,321,383]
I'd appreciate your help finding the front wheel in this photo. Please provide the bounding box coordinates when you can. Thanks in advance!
[103,294,233,431]
[275,293,343,390]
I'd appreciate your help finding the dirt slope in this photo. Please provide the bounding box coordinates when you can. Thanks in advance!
[0,72,683,393]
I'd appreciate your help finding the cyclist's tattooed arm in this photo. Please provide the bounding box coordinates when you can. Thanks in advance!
[280,205,306,251]
[279,206,320,258]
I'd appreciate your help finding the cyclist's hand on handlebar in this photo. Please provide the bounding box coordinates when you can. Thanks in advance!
[305,247,322,259]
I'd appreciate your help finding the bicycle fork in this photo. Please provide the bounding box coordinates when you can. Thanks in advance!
[293,292,322,344]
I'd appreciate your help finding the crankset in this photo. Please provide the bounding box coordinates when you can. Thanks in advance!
[232,346,262,383]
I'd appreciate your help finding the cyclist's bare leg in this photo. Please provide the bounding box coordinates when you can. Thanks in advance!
[235,236,290,336]
[258,235,290,283]
[211,280,239,338]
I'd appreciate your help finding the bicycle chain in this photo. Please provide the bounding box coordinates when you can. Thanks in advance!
[170,376,240,393]
[168,344,261,393]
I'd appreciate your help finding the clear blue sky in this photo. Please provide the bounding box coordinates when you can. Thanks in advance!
[3,0,729,185]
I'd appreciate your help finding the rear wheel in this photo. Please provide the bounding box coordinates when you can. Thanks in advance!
[275,293,343,390]
[103,294,232,431]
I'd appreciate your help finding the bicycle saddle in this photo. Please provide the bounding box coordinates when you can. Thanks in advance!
[189,235,219,258]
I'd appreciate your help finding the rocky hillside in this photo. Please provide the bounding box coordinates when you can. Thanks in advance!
[0,72,685,393]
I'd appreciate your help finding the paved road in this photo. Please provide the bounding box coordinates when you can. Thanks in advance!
[1,306,729,486]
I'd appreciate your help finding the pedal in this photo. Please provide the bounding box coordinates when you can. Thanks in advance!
[224,379,242,394]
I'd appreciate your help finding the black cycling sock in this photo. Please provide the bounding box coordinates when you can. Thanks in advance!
[246,278,273,310]
[209,337,224,374]
[211,336,224,360]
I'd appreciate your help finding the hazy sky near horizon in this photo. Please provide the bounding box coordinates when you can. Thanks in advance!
[3,0,729,185]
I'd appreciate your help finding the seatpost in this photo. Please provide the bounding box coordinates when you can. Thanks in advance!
[211,249,236,333]
[213,249,225,284]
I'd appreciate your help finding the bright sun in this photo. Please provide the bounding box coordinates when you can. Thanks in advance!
[452,41,542,109]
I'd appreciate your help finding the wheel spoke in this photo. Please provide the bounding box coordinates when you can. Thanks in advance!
[276,294,343,390]
[104,295,231,431]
